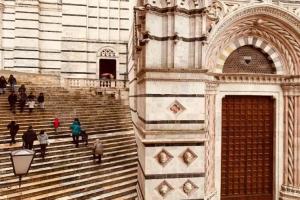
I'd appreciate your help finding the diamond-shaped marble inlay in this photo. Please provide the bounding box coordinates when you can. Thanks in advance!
[156,180,174,198]
[182,179,199,196]
[155,149,173,167]
[169,100,186,115]
[181,148,198,166]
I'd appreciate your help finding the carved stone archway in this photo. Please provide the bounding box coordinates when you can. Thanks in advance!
[205,4,300,75]
[204,4,300,200]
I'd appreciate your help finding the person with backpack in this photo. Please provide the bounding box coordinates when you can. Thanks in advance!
[37,130,48,159]
[7,121,19,145]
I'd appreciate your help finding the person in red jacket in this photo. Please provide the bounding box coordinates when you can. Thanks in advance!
[53,118,60,133]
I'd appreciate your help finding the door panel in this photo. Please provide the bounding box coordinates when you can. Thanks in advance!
[221,96,274,200]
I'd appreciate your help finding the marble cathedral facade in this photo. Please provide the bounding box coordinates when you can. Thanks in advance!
[0,0,133,80]
[129,0,300,199]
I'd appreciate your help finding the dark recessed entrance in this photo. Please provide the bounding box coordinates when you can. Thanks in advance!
[221,96,274,200]
[99,59,116,79]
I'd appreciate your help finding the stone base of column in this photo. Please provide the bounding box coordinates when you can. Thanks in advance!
[280,185,300,200]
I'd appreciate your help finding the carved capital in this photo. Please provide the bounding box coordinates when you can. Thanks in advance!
[205,82,219,95]
[281,85,300,96]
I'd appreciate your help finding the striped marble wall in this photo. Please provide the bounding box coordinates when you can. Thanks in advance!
[1,0,133,79]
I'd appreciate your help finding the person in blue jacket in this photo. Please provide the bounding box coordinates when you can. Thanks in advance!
[70,118,81,148]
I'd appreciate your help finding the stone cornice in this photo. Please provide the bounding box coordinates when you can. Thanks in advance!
[212,73,287,84]
[147,33,207,42]
[136,68,208,77]
[144,4,206,16]
[136,68,211,83]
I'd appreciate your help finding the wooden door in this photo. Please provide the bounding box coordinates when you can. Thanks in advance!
[221,96,274,200]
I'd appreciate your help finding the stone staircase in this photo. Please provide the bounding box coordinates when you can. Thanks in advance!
[0,86,137,199]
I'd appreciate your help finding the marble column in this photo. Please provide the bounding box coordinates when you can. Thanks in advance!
[280,85,300,199]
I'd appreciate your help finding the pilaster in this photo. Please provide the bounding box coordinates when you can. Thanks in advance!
[280,84,300,199]
[204,82,218,199]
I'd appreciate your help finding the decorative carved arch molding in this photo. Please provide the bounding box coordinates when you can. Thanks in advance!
[97,47,119,58]
[205,4,300,75]
[215,36,283,74]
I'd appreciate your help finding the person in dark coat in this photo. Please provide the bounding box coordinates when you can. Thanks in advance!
[7,121,19,145]
[70,119,81,148]
[8,91,17,114]
[80,128,88,146]
[22,126,37,150]
[18,84,26,94]
[0,76,7,94]
[19,92,27,112]
[7,75,16,92]
[37,93,45,110]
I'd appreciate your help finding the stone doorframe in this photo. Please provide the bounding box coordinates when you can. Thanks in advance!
[214,83,284,200]
[96,46,119,80]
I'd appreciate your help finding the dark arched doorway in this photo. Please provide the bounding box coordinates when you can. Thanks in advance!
[99,59,116,79]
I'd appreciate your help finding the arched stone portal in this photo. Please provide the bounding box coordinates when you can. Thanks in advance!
[204,4,300,200]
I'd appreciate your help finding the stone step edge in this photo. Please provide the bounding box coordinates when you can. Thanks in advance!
[0,135,135,157]
[0,150,137,176]
[0,130,134,149]
[0,157,137,187]
[24,175,137,200]
[2,161,138,193]
[4,169,137,199]
[0,143,136,169]
[68,184,137,200]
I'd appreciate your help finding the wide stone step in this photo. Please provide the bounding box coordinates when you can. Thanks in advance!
[1,161,137,196]
[0,151,137,183]
[0,156,137,189]
[2,169,137,200]
[60,182,137,200]
[0,125,134,144]
[0,138,136,168]
[0,118,132,137]
[0,131,135,152]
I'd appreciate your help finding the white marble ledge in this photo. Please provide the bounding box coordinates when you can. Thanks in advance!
[135,128,207,141]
